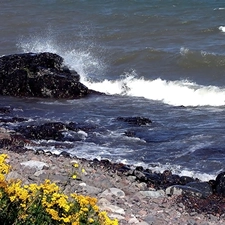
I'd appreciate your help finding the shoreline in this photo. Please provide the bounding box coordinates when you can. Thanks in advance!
[1,148,225,225]
[1,106,225,224]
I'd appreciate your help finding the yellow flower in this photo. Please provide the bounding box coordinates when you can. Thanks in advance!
[72,174,77,179]
[81,168,86,173]
[73,163,79,168]
[88,218,95,223]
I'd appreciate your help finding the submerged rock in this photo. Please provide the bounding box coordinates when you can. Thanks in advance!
[116,116,152,126]
[0,52,98,98]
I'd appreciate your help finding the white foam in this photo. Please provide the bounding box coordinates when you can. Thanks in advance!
[18,37,225,107]
[86,75,225,107]
[219,26,225,32]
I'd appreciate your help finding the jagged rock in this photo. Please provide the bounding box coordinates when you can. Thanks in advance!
[17,121,95,142]
[0,52,98,98]
[18,122,66,140]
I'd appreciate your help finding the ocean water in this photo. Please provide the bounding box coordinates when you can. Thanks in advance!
[1,0,225,180]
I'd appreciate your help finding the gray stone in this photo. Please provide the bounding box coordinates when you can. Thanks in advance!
[144,215,155,225]
[166,185,203,198]
[20,160,49,170]
[6,171,24,181]
[100,187,125,198]
[98,198,125,215]
[137,222,149,225]
[34,170,45,177]
[186,182,212,197]
[128,215,139,224]
[83,185,102,195]
[140,190,165,198]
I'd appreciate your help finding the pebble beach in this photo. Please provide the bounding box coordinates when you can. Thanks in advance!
[1,148,225,225]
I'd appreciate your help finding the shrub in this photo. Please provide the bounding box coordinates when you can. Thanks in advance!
[0,154,118,225]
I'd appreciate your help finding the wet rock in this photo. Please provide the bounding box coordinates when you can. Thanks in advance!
[180,176,196,185]
[186,182,213,198]
[18,122,67,140]
[215,172,225,196]
[0,52,97,98]
[0,117,28,123]
[0,107,11,114]
[166,185,203,198]
[124,130,136,137]
[116,116,152,126]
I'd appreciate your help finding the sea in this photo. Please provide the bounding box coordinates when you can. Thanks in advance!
[1,0,225,181]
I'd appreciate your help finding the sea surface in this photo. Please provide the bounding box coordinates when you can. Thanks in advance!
[1,0,225,180]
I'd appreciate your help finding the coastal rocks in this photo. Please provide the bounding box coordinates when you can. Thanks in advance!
[166,185,203,198]
[166,182,212,198]
[215,172,225,196]
[116,117,152,126]
[17,121,93,142]
[0,52,97,98]
[3,149,225,224]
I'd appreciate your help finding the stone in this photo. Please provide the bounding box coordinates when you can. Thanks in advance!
[215,172,225,196]
[0,52,99,99]
[143,215,155,225]
[137,222,149,225]
[166,185,203,198]
[98,198,125,215]
[20,160,49,170]
[180,176,196,185]
[83,185,102,195]
[100,188,125,198]
[139,190,165,198]
[6,171,24,181]
[128,214,139,224]
[186,182,212,198]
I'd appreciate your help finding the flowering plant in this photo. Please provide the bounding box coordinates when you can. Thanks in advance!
[0,154,118,225]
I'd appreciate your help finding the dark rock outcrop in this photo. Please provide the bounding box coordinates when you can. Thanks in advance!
[215,172,225,196]
[0,52,97,98]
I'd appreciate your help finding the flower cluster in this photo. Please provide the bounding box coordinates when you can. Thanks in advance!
[0,154,118,225]
[71,162,86,180]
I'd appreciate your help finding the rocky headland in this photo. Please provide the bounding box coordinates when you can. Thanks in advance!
[0,52,101,98]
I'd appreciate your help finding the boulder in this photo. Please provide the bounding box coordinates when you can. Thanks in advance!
[215,172,225,196]
[0,52,97,98]
[165,185,203,198]
[185,181,213,198]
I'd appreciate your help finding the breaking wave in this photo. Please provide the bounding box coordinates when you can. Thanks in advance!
[18,38,225,107]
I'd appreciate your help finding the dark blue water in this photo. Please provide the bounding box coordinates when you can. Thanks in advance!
[1,0,225,180]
